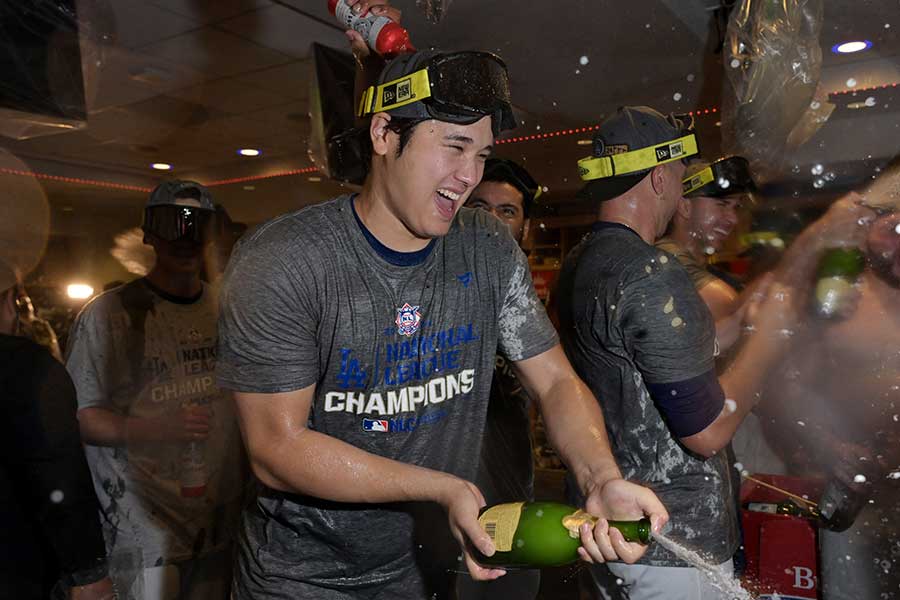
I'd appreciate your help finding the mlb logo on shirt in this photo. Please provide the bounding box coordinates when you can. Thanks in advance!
[362,419,389,432]
[395,303,422,337]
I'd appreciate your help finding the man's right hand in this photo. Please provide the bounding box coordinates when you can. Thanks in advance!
[342,0,403,64]
[437,478,507,582]
[818,192,876,248]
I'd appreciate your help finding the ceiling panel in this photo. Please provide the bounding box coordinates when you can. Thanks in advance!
[140,28,293,79]
[218,4,347,59]
[168,78,294,115]
[230,60,314,100]
[145,0,273,24]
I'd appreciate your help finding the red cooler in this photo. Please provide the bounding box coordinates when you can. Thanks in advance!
[740,474,825,599]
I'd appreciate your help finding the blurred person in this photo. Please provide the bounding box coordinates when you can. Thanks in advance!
[557,106,797,600]
[0,262,114,600]
[65,180,245,600]
[201,204,247,283]
[456,157,541,600]
[216,35,667,600]
[759,177,900,598]
[15,284,63,361]
[657,156,761,353]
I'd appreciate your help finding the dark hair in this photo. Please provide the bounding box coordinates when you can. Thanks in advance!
[481,159,538,218]
[360,116,428,167]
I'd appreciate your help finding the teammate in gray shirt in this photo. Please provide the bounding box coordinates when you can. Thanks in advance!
[216,51,667,599]
[559,106,796,599]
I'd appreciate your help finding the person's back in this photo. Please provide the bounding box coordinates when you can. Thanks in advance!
[0,333,109,599]
[557,223,737,565]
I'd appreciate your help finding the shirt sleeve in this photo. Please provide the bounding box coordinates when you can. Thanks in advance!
[64,302,113,411]
[16,348,108,581]
[618,267,723,436]
[497,239,559,363]
[216,238,321,394]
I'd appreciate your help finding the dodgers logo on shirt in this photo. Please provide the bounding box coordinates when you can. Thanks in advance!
[362,419,389,432]
[395,303,422,337]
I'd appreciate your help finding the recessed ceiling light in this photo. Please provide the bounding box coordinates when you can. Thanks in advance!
[238,148,261,157]
[832,40,872,54]
[308,176,322,182]
[576,139,592,145]
[243,185,256,191]
[151,162,172,171]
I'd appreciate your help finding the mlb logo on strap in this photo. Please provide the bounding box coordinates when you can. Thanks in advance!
[395,303,422,337]
[362,419,389,432]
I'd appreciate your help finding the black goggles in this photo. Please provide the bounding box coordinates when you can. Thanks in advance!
[358,52,516,132]
[143,205,215,242]
[682,156,755,198]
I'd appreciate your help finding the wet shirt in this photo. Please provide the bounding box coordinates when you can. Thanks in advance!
[557,223,738,567]
[655,237,718,291]
[65,280,244,567]
[216,195,558,598]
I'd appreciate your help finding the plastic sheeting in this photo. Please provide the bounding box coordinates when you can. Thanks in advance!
[721,0,830,184]
[0,0,114,140]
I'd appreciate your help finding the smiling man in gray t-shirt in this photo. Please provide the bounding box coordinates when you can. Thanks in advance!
[216,49,667,599]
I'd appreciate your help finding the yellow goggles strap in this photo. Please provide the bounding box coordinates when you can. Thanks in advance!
[682,166,715,196]
[577,134,699,181]
[357,68,432,117]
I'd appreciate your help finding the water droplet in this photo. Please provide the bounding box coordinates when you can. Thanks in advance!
[609,304,616,310]
[886,23,892,29]
[659,255,669,264]
[670,389,678,396]
[813,178,825,189]
[854,474,867,483]
[579,55,589,66]
[536,125,541,131]
[516,539,525,548]
[846,78,858,87]
[730,58,741,68]
[50,490,64,503]
[616,578,624,585]
[797,420,806,427]
[575,69,581,75]
[734,462,744,471]
[810,100,821,110]
[704,246,715,255]
[673,92,683,101]
[687,73,695,82]
[824,171,836,182]
[725,399,737,413]
[536,509,544,517]
[671,317,683,327]
[645,23,651,29]
[811,164,824,175]
[865,97,877,107]
[894,224,900,234]
[539,223,546,230]
[645,265,652,274]
[792,165,801,174]
[542,186,549,193]
[717,177,731,189]
[888,472,900,479]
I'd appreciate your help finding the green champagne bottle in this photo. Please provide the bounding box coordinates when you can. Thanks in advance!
[814,247,865,318]
[472,501,651,568]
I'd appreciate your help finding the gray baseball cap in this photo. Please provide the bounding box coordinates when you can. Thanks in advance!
[578,106,698,202]
[146,180,214,210]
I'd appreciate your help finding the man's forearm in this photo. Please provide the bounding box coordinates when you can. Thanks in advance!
[245,425,466,506]
[535,376,622,493]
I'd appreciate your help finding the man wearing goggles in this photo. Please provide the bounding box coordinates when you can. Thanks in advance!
[217,14,666,599]
[66,180,244,600]
[558,106,796,600]
[657,156,757,353]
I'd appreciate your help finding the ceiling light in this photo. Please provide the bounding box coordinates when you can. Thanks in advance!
[67,283,94,299]
[308,176,322,182]
[238,148,261,157]
[832,40,872,54]
[151,163,172,171]
[576,139,592,145]
[243,185,256,191]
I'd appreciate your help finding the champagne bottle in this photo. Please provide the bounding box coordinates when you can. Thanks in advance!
[813,247,865,318]
[473,501,650,568]
[818,479,866,532]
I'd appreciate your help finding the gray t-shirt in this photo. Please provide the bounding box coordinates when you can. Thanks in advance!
[216,195,558,598]
[65,280,245,567]
[557,223,738,567]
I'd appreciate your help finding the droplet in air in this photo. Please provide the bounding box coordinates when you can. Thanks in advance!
[797,421,806,427]
[846,78,857,88]
[811,164,824,175]
[687,73,695,82]
[865,97,877,107]
[575,69,581,75]
[730,58,741,68]
[704,246,715,255]
[542,186,549,193]
[810,100,821,110]
[50,490,64,504]
[663,296,675,314]
[813,178,825,189]
[579,55,590,66]
[673,92,683,101]
[854,474,867,483]
[725,399,737,413]
[659,255,668,264]
[671,316,683,327]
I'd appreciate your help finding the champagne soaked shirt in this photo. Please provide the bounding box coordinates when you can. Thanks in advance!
[557,223,738,567]
[216,195,558,598]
